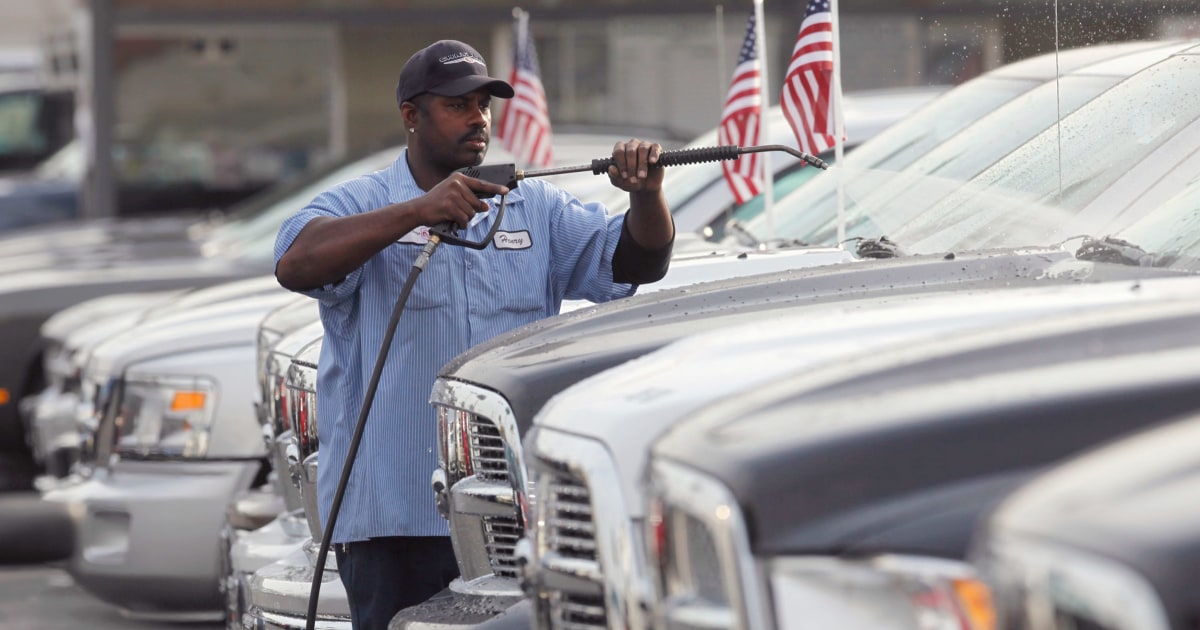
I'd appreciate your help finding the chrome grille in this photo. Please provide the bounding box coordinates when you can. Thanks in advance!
[484,515,521,578]
[549,592,606,630]
[469,416,508,482]
[541,471,606,630]
[468,415,520,578]
[545,476,597,561]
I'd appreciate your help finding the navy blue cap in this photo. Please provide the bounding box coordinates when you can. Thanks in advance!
[396,40,515,106]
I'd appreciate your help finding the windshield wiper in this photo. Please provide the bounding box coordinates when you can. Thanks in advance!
[724,220,814,251]
[1074,236,1154,266]
[848,235,905,259]
[726,219,762,248]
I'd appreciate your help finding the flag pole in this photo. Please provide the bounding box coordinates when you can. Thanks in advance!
[753,0,774,243]
[715,4,726,115]
[831,0,846,247]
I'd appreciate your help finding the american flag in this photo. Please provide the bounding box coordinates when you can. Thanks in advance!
[496,9,553,168]
[781,0,836,157]
[719,14,764,205]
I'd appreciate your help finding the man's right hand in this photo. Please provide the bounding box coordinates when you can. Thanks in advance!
[418,173,509,229]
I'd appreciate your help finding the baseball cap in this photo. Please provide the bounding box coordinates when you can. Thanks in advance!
[396,40,515,106]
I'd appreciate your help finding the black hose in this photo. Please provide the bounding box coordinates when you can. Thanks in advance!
[304,235,441,630]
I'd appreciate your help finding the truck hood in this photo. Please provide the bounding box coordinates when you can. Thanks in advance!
[86,290,294,377]
[40,291,185,344]
[258,295,319,337]
[439,248,1184,431]
[650,284,1200,558]
[55,276,286,378]
[559,243,854,313]
[42,275,281,346]
[533,275,1200,522]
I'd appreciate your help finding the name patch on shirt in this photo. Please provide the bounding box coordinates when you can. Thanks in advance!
[493,230,532,250]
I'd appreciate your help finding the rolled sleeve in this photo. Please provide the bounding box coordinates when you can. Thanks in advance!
[273,210,364,303]
[274,180,386,303]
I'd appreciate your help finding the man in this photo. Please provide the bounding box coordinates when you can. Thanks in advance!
[273,39,673,629]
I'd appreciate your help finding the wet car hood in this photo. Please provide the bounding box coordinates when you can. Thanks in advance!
[650,285,1200,558]
[984,414,1200,628]
[439,247,1185,431]
[86,289,295,378]
[52,276,287,380]
[531,275,1200,524]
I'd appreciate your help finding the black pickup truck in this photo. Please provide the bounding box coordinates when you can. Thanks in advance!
[972,406,1200,630]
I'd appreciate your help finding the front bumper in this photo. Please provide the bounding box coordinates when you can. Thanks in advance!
[42,458,261,620]
[388,576,524,629]
[245,542,351,629]
[223,511,310,630]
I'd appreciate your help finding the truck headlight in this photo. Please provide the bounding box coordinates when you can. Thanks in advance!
[648,460,764,630]
[255,328,283,410]
[769,555,997,630]
[977,532,1169,630]
[112,373,217,459]
[285,360,318,461]
[436,405,476,485]
[649,458,996,630]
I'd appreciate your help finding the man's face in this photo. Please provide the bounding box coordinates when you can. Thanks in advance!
[416,89,493,170]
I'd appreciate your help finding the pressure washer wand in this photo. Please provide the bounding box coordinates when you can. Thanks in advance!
[530,143,829,177]
[455,143,828,196]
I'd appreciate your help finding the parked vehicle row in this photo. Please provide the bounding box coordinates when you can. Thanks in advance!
[13,34,1200,630]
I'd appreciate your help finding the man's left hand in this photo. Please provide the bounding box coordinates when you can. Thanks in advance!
[607,139,665,193]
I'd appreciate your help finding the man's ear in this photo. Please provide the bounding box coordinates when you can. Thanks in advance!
[400,101,420,130]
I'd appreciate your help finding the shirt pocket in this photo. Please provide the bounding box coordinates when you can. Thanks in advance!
[388,241,447,311]
[476,241,547,314]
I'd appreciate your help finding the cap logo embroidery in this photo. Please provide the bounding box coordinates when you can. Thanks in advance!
[439,52,486,67]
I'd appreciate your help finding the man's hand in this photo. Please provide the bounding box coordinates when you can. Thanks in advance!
[607,139,665,193]
[416,172,509,229]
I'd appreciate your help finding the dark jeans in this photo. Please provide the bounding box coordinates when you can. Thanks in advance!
[334,536,459,630]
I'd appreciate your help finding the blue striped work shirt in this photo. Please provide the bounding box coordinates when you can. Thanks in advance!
[274,149,634,542]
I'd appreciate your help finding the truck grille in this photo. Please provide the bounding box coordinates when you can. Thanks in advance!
[469,415,520,578]
[545,476,597,561]
[484,515,522,579]
[543,472,605,630]
[549,592,607,630]
[470,416,509,483]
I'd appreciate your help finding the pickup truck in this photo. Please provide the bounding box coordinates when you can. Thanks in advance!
[24,276,283,484]
[970,408,1200,630]
[40,285,295,620]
